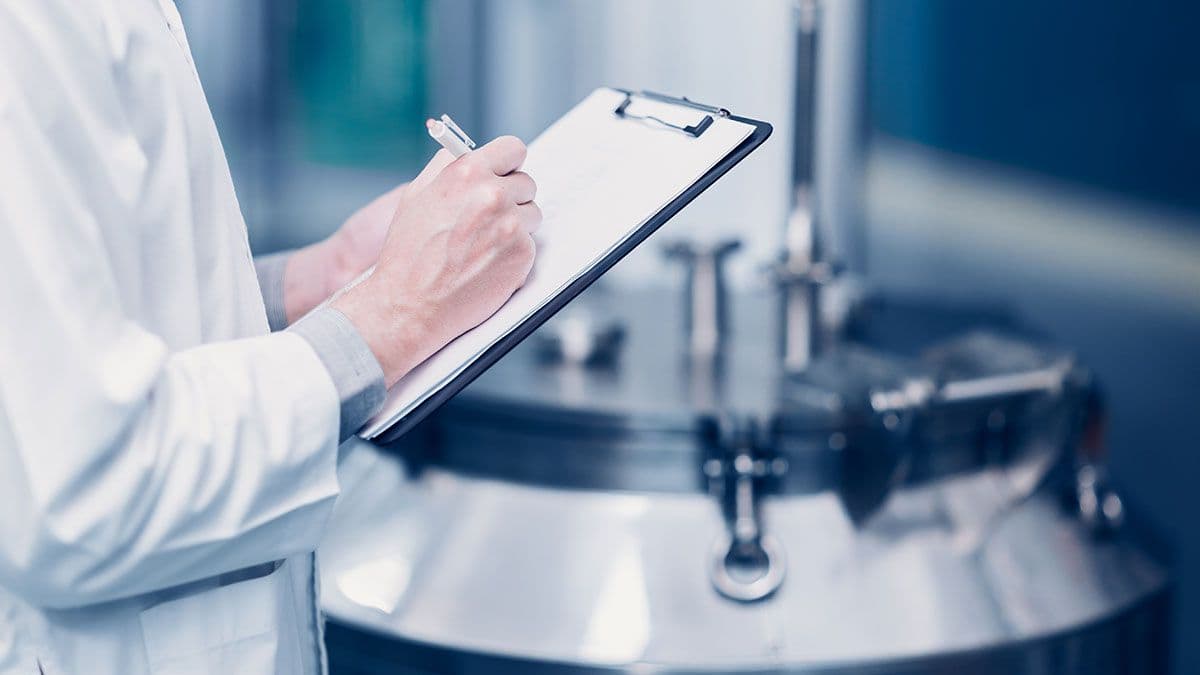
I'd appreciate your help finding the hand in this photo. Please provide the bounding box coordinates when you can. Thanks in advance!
[278,184,407,325]
[333,136,540,386]
[326,182,412,292]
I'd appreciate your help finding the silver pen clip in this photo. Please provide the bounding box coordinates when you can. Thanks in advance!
[440,114,476,150]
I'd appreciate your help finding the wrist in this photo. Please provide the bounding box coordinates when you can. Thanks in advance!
[317,232,358,299]
[331,278,435,387]
[281,243,328,325]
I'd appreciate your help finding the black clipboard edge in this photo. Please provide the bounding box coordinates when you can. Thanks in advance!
[372,97,772,444]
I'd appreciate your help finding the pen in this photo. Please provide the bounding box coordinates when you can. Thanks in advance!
[426,114,476,158]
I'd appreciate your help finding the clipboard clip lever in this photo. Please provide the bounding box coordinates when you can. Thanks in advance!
[614,90,727,138]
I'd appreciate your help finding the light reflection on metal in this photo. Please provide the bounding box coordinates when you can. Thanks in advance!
[869,365,1073,415]
[320,448,1168,671]
[769,0,844,374]
[664,238,742,364]
[533,312,626,368]
[579,540,651,663]
[336,556,412,615]
[318,287,1168,671]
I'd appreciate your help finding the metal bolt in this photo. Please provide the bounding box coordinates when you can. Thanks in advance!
[1102,493,1124,524]
[703,459,724,478]
[734,454,754,475]
[828,432,847,451]
[753,459,769,477]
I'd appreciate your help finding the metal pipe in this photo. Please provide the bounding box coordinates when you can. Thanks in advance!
[664,239,742,363]
[773,0,829,374]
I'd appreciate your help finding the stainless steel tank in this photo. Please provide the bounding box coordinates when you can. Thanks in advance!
[317,288,1170,674]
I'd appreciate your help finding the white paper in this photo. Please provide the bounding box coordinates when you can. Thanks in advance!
[359,88,755,438]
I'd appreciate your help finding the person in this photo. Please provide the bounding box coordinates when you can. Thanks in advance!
[0,2,540,673]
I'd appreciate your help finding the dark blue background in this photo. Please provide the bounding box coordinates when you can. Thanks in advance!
[865,1,1200,671]
[868,0,1200,219]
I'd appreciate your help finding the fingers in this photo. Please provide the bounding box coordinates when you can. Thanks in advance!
[372,182,408,212]
[410,149,456,190]
[501,171,536,205]
[474,135,527,176]
[513,201,543,234]
[506,233,537,288]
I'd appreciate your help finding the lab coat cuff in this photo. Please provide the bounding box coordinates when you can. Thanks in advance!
[288,307,386,441]
[254,251,291,331]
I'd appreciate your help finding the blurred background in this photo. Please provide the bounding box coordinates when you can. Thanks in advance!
[179,0,1197,671]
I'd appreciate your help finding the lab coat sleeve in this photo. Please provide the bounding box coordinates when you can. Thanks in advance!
[0,279,343,608]
[0,47,342,612]
[254,247,388,437]
[257,250,388,439]
[289,308,388,442]
[254,252,293,332]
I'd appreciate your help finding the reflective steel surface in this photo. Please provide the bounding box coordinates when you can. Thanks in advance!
[319,288,1169,673]
[320,443,1167,672]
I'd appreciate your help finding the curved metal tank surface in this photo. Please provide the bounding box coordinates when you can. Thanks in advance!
[321,447,1166,674]
[318,290,1169,674]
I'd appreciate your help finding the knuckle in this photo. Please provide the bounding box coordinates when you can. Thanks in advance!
[496,215,520,239]
[480,184,506,211]
[453,159,481,181]
[499,135,528,163]
[519,236,537,266]
[514,232,534,254]
[521,203,543,235]
[517,173,537,201]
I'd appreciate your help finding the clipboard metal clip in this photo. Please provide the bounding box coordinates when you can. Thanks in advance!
[613,90,727,138]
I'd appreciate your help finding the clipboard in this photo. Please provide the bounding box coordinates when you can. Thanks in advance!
[368,88,772,443]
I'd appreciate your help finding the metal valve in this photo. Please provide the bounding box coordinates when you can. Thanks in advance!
[703,417,788,603]
[663,238,742,364]
[766,188,843,374]
[1072,386,1124,535]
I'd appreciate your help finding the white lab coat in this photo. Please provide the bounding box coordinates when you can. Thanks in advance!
[0,2,342,674]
